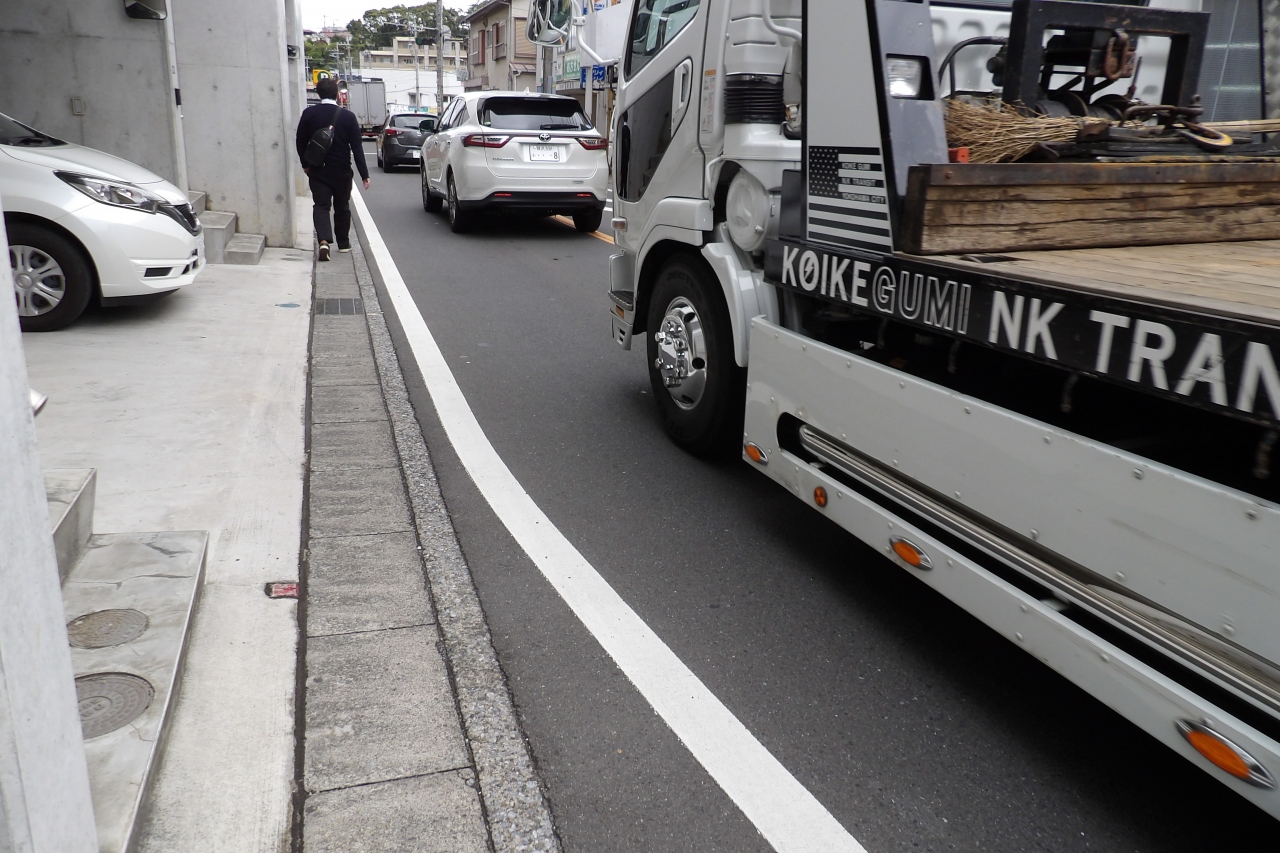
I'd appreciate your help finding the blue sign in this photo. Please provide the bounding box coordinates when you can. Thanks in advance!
[592,64,606,82]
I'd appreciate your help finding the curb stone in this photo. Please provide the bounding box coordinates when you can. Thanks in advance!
[350,236,563,853]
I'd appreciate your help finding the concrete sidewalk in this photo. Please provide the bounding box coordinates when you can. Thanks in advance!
[26,209,560,851]
[25,249,312,852]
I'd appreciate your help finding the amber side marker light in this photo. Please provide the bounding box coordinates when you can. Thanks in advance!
[889,536,932,570]
[744,442,768,464]
[814,486,828,507]
[1177,720,1276,788]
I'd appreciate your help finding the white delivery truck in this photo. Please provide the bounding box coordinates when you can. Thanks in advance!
[345,78,389,134]
[532,0,1280,819]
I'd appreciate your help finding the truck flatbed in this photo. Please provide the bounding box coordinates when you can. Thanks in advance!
[932,240,1280,327]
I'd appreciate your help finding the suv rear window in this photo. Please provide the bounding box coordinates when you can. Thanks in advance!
[479,98,592,131]
[392,114,432,129]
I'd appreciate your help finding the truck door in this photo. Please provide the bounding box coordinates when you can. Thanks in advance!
[614,0,708,255]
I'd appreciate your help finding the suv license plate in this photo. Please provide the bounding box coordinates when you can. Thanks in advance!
[529,145,561,162]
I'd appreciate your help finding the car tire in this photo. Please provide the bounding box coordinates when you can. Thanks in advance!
[376,149,383,167]
[8,223,94,333]
[381,152,394,173]
[646,255,745,457]
[573,208,603,233]
[422,169,443,213]
[447,174,472,233]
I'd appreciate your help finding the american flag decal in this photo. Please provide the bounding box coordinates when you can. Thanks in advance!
[807,146,893,254]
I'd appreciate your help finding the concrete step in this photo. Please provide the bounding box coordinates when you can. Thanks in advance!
[62,530,208,853]
[188,190,207,214]
[198,210,237,264]
[224,232,266,265]
[45,468,96,582]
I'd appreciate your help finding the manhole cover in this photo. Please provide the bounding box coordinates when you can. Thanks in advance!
[76,673,154,739]
[67,609,149,648]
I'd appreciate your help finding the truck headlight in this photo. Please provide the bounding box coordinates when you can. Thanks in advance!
[726,170,777,253]
[56,171,164,213]
[886,56,930,99]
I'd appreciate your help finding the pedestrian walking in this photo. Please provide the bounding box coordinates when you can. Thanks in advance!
[296,78,369,262]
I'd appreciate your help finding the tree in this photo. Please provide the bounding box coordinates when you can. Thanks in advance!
[346,4,470,52]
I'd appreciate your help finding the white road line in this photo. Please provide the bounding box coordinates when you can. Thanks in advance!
[352,190,868,853]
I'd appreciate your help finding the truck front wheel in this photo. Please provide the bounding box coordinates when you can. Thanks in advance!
[646,255,745,457]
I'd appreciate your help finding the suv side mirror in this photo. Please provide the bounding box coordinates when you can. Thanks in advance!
[419,119,437,133]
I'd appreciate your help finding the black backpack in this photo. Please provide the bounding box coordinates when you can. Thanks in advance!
[303,104,342,168]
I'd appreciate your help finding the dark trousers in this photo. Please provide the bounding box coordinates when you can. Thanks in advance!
[309,171,353,247]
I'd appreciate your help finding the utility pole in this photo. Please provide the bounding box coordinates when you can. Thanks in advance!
[436,0,445,114]
[411,23,421,108]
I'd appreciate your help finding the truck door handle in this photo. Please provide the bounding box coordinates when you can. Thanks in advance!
[672,59,693,135]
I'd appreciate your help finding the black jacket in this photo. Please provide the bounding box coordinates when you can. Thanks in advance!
[296,103,369,181]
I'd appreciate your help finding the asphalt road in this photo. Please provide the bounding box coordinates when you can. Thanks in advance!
[357,158,1275,852]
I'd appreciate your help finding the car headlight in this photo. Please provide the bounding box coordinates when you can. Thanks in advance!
[55,171,163,213]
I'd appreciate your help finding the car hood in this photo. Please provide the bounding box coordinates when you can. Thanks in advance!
[2,142,189,204]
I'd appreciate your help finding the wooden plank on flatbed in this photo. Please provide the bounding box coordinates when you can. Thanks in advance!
[902,162,1280,254]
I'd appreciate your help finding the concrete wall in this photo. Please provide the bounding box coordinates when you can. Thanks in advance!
[285,0,310,201]
[0,3,185,187]
[170,0,297,246]
[0,200,99,853]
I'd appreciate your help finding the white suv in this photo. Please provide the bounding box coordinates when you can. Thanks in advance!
[420,91,608,233]
[1,112,204,331]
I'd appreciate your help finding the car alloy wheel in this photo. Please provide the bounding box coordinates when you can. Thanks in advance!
[447,175,471,233]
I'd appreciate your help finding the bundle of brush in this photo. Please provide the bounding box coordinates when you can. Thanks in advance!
[944,100,1108,164]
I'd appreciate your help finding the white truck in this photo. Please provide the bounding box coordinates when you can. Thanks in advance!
[344,78,389,134]
[531,0,1280,818]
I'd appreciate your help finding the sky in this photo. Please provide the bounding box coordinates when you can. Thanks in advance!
[301,0,473,31]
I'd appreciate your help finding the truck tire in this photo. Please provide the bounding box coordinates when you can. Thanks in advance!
[646,255,745,457]
[8,223,94,332]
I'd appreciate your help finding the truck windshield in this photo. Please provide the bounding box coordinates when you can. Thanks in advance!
[0,113,63,147]
[480,98,592,131]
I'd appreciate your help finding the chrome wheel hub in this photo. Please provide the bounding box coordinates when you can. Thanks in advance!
[10,245,66,317]
[653,296,707,409]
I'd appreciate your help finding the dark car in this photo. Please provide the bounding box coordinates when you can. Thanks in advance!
[376,112,437,172]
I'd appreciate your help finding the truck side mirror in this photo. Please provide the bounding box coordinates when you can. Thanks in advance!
[526,0,573,46]
[123,0,167,19]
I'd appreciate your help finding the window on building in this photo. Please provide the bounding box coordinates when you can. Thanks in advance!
[493,23,505,60]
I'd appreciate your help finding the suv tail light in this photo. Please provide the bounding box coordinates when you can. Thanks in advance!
[577,136,608,150]
[463,134,511,148]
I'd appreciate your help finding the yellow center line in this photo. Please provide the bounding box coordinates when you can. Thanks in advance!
[553,215,615,244]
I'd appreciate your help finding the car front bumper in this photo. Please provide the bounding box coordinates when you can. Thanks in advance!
[55,199,205,301]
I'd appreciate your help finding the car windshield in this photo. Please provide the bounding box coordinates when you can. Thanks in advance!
[479,98,592,131]
[0,113,64,147]
[392,114,432,129]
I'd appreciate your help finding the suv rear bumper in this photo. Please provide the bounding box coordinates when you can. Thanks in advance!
[457,191,605,215]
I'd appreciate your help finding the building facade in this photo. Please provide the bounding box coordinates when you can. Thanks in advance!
[464,0,539,92]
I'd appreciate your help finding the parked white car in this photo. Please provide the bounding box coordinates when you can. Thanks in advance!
[420,91,608,233]
[1,112,204,331]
